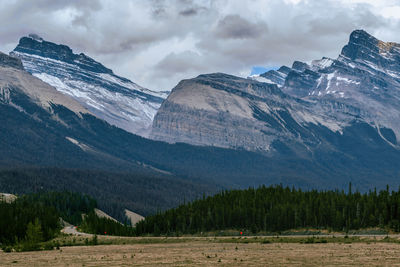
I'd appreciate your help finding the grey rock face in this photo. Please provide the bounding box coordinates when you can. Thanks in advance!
[284,69,320,98]
[14,35,112,74]
[292,61,309,72]
[0,52,24,70]
[152,74,278,150]
[151,73,343,152]
[151,30,400,154]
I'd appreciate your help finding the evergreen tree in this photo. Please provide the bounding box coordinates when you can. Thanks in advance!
[26,218,43,244]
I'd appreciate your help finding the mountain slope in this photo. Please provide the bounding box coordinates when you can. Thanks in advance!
[10,34,167,136]
[0,52,87,116]
[0,51,222,217]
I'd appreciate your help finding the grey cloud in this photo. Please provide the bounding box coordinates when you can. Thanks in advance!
[307,5,388,37]
[155,51,205,74]
[150,0,168,18]
[151,0,208,18]
[0,0,399,92]
[5,0,101,17]
[214,15,268,39]
[196,1,393,73]
[0,0,101,45]
[179,6,207,16]
[180,8,198,16]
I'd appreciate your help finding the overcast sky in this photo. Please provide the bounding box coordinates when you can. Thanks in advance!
[1,0,400,91]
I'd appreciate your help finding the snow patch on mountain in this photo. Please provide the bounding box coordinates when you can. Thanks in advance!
[248,74,278,85]
[311,57,334,70]
[11,36,169,137]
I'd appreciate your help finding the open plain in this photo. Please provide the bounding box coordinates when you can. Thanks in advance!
[2,237,400,266]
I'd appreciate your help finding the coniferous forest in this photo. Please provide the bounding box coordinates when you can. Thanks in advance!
[135,185,400,235]
[0,191,135,251]
[21,191,97,225]
[6,185,400,249]
[0,192,94,250]
[0,196,60,247]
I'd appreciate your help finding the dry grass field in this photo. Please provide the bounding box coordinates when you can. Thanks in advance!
[2,237,400,266]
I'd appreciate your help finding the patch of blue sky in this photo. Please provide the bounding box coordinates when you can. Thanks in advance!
[250,66,278,75]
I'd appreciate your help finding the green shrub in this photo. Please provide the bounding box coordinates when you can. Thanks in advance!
[91,235,98,246]
[2,246,12,253]
[304,237,315,244]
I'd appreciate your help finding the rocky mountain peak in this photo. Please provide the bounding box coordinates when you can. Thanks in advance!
[12,35,112,74]
[338,29,400,77]
[0,52,24,70]
[10,35,167,137]
[340,30,380,60]
[349,29,378,45]
[340,29,400,63]
[196,72,242,81]
[292,61,309,72]
[277,66,292,75]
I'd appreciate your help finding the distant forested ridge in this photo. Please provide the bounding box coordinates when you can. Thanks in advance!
[136,185,400,235]
[0,168,218,220]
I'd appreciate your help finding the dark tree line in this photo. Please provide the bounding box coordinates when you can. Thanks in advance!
[0,168,216,220]
[21,191,96,225]
[0,191,97,247]
[136,184,400,235]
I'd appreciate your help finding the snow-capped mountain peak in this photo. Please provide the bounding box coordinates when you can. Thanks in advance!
[11,35,168,136]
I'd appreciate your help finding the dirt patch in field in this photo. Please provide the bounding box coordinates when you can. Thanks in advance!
[1,241,400,266]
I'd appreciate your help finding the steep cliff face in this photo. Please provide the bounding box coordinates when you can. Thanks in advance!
[151,30,400,153]
[10,34,167,136]
[0,52,24,70]
[152,73,283,150]
[151,73,345,153]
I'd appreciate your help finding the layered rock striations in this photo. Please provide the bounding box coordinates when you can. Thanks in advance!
[11,34,167,136]
[152,30,400,153]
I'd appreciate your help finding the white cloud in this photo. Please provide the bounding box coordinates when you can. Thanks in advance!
[0,0,399,91]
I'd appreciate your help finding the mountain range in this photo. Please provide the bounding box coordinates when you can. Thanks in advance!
[1,30,400,216]
[152,30,400,154]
